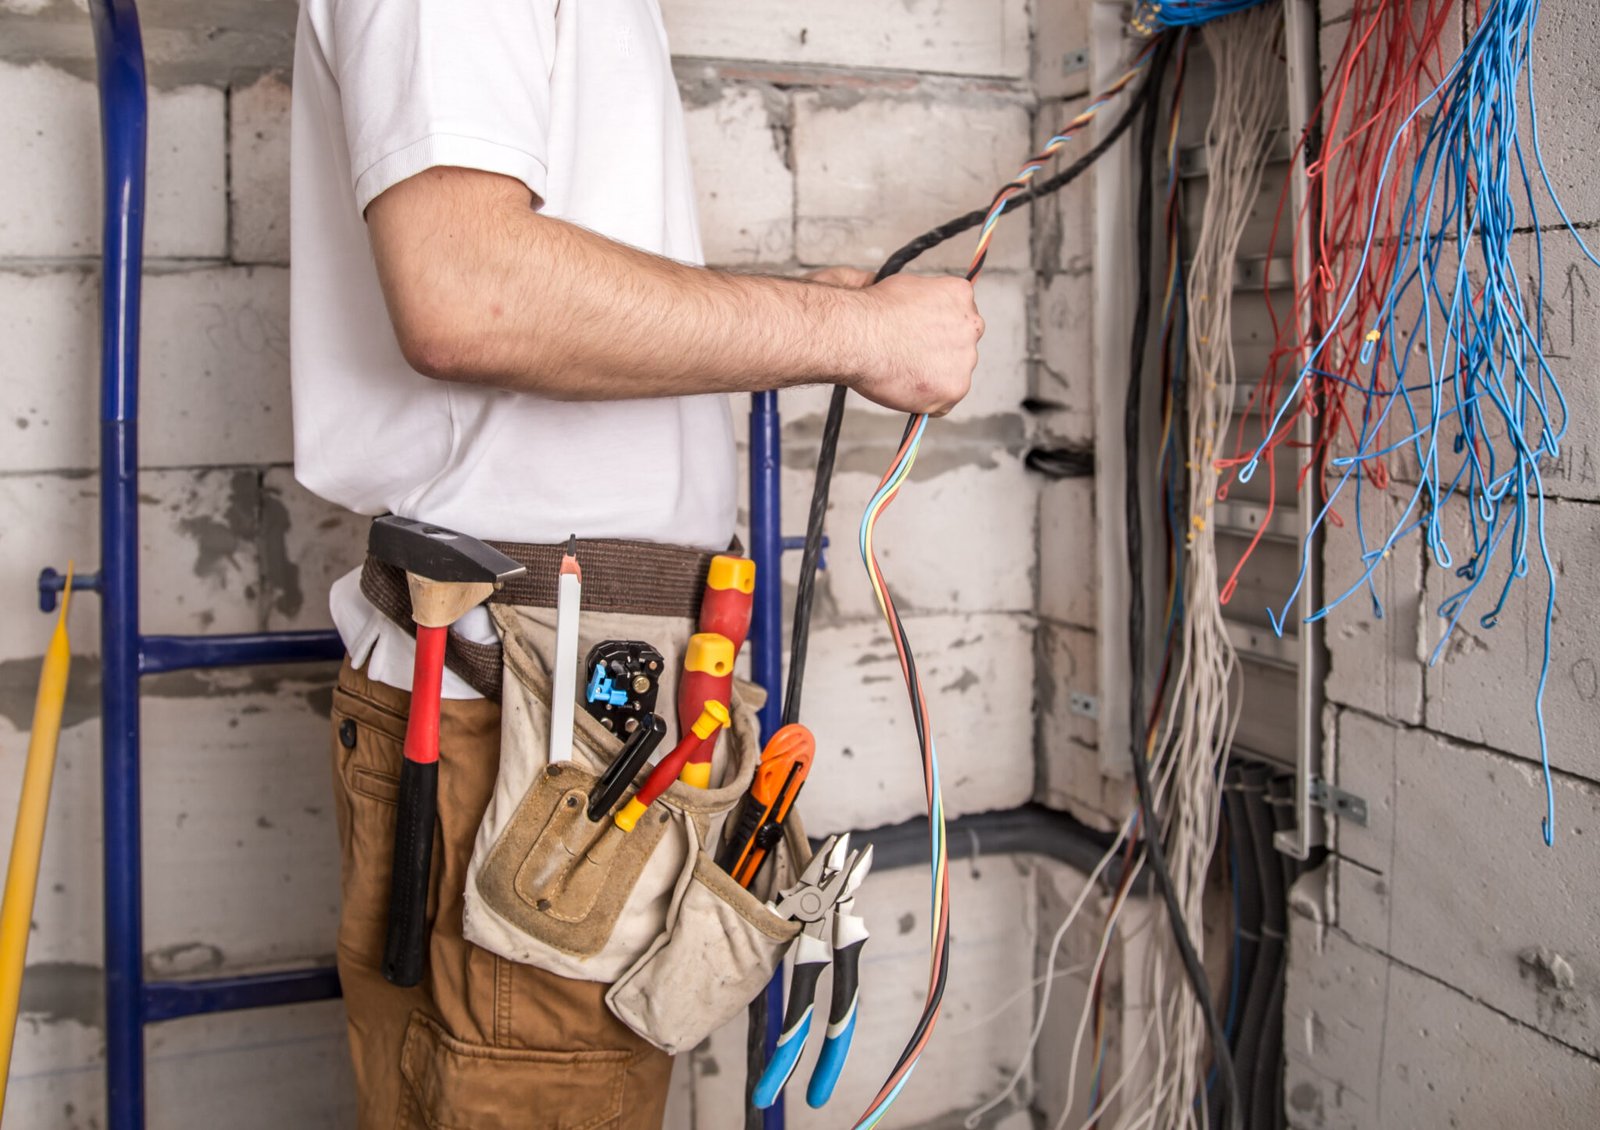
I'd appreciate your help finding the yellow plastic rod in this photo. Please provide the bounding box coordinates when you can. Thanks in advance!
[0,564,74,1120]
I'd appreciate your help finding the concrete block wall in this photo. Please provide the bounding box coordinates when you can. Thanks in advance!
[1287,2,1600,1126]
[0,1,1115,1128]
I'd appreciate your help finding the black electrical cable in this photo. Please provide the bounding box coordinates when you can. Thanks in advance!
[781,35,1172,728]
[1123,41,1242,1129]
[751,36,1180,1123]
[1023,444,1096,479]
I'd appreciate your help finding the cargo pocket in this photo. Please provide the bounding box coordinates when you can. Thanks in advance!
[474,760,675,960]
[330,680,412,964]
[605,853,800,1055]
[398,1011,631,1130]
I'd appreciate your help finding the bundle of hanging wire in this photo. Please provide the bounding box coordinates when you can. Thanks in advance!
[1239,0,1598,846]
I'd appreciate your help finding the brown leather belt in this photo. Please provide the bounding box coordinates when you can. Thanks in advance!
[360,535,718,700]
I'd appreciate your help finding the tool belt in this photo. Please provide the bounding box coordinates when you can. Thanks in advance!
[363,533,810,1055]
[360,537,718,700]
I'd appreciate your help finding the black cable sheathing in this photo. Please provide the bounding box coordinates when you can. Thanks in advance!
[1240,765,1285,1129]
[780,37,1171,726]
[763,28,1183,1124]
[1122,32,1241,1130]
[1023,444,1096,478]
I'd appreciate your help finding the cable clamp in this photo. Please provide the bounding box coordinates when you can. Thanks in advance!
[1310,778,1368,826]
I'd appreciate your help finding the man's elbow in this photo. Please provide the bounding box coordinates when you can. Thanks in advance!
[387,288,500,384]
[394,315,477,383]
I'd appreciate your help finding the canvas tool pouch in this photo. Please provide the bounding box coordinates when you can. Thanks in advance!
[398,572,809,1053]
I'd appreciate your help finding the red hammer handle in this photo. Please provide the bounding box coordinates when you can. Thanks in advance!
[383,623,446,987]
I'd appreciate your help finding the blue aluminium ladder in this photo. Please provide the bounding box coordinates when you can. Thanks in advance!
[35,4,797,1129]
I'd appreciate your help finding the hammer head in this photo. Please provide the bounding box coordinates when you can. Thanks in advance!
[369,515,525,584]
[370,516,527,628]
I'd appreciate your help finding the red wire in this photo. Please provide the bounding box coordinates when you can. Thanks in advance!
[1215,0,1456,602]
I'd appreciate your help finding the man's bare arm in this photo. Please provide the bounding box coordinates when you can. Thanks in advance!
[365,168,982,415]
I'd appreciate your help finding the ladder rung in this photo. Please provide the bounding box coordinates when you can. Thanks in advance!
[143,967,342,1023]
[140,630,345,675]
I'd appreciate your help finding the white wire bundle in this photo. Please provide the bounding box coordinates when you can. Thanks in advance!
[965,9,1285,1129]
[1130,8,1283,1126]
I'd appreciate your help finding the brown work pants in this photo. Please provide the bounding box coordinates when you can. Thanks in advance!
[329,658,672,1130]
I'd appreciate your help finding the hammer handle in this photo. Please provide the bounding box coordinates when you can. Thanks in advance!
[382,757,437,986]
[383,623,447,986]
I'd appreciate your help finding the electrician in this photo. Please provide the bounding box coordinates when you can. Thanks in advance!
[287,1,984,1127]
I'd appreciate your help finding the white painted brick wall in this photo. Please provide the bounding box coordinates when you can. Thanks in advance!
[1422,499,1600,782]
[680,80,793,267]
[1521,0,1600,226]
[1039,474,1097,630]
[1034,1,1095,101]
[1335,709,1600,1057]
[798,614,1035,835]
[139,671,342,970]
[1322,488,1424,725]
[230,74,291,265]
[1037,623,1129,829]
[1036,271,1096,443]
[0,268,99,473]
[1,265,292,474]
[660,0,1030,80]
[260,467,368,632]
[1285,911,1600,1130]
[0,61,226,261]
[793,90,1032,275]
[141,267,294,467]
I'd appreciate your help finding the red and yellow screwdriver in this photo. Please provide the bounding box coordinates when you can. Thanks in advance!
[614,701,730,831]
[677,555,754,788]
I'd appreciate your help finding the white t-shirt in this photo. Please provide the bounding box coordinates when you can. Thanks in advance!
[290,0,737,696]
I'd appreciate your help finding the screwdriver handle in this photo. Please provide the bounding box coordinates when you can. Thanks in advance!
[698,555,755,651]
[677,633,734,786]
[615,701,729,831]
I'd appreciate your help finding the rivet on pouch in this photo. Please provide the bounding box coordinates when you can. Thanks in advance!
[549,764,564,777]
[536,898,552,911]
[659,812,669,824]
[565,796,579,808]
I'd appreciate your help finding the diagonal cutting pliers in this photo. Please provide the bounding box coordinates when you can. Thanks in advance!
[753,833,874,1110]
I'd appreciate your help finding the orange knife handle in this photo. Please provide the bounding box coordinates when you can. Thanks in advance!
[719,724,815,885]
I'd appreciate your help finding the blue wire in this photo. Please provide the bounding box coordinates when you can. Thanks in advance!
[1245,0,1577,844]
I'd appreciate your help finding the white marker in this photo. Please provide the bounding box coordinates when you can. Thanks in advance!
[548,536,582,764]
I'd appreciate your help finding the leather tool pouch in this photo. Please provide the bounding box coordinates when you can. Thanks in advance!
[463,604,808,1053]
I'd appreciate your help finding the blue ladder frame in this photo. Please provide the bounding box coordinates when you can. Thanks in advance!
[37,4,797,1129]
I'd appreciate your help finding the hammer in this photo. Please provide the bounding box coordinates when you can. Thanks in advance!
[368,515,525,986]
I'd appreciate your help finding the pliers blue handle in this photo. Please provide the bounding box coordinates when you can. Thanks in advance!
[753,837,873,1110]
[807,900,866,1107]
[753,931,831,1108]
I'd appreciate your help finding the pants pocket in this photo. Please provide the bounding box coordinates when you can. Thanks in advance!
[331,680,412,963]
[399,1012,631,1130]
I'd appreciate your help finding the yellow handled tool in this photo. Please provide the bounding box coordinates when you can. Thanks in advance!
[0,564,75,1119]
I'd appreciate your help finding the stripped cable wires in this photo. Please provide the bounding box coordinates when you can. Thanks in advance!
[846,43,1170,1129]
[1238,0,1598,845]
[772,37,1174,1130]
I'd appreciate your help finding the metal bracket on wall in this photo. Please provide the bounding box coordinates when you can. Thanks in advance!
[1310,779,1367,826]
